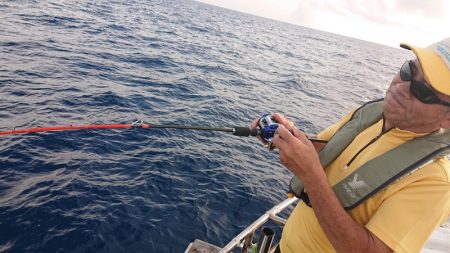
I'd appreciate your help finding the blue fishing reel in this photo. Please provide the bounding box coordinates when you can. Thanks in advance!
[258,114,279,144]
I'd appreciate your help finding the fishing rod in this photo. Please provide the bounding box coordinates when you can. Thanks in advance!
[0,116,327,145]
[0,120,257,137]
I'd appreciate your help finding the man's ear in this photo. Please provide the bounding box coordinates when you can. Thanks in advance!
[440,110,450,129]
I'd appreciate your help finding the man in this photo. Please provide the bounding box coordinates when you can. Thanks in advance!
[254,38,450,253]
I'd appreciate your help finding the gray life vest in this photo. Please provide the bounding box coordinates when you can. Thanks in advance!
[289,99,450,210]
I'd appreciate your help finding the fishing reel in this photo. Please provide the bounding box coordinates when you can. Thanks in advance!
[257,114,279,149]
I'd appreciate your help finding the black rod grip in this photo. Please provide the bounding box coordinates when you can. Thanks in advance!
[232,127,258,137]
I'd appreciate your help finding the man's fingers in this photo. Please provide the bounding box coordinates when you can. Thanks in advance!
[250,117,266,145]
[273,113,295,129]
[276,125,295,142]
[292,127,306,139]
[292,127,312,145]
[251,118,259,129]
[273,125,292,150]
[272,113,285,123]
[272,131,285,150]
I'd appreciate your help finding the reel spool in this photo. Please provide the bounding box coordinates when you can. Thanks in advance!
[257,114,279,149]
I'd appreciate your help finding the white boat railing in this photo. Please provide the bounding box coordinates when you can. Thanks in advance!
[218,197,298,253]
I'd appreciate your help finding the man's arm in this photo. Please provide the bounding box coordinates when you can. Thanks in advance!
[273,125,392,253]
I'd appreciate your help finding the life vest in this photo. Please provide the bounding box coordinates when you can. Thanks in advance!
[289,99,450,210]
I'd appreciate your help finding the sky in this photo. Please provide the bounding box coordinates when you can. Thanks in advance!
[195,0,449,48]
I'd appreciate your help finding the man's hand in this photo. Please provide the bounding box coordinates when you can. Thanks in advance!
[272,125,322,179]
[250,113,297,145]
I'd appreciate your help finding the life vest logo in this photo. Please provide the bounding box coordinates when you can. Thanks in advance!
[343,174,370,200]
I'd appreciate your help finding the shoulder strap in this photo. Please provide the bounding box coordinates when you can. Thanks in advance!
[333,129,450,209]
[319,99,384,168]
[288,99,450,210]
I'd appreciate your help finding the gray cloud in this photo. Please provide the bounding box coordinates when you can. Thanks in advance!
[290,0,446,27]
[390,0,445,17]
[289,0,336,25]
[341,0,445,25]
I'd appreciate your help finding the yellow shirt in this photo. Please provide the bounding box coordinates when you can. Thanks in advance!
[280,109,450,253]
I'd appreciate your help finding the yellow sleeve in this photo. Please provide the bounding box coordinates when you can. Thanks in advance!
[365,161,450,253]
[316,108,357,141]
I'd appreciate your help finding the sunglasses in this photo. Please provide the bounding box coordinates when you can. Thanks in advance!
[400,60,450,107]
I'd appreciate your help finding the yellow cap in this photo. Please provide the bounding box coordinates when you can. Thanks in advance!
[400,38,450,96]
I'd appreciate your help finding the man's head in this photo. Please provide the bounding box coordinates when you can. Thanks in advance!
[383,38,450,133]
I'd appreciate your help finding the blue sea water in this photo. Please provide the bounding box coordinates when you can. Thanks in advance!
[0,0,413,252]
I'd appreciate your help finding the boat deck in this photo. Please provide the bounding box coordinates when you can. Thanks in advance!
[421,225,450,253]
[184,240,220,253]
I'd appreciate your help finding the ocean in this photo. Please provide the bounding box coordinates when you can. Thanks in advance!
[0,0,414,252]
